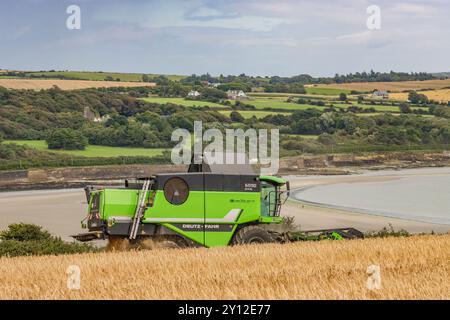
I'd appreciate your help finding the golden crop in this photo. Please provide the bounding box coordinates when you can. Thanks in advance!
[0,234,449,300]
[0,79,155,91]
[323,79,450,92]
[390,89,450,102]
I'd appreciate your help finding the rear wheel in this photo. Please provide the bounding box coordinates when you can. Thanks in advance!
[232,225,274,245]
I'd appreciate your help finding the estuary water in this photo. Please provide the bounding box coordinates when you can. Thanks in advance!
[292,167,450,225]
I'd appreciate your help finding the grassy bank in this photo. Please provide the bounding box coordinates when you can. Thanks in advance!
[4,141,166,158]
[0,142,170,171]
[0,234,448,299]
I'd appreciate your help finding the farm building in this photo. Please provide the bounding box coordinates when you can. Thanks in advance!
[187,90,201,98]
[227,90,248,100]
[83,106,103,122]
[371,90,389,99]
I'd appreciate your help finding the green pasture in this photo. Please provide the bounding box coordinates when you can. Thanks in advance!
[140,97,226,108]
[4,140,166,158]
[218,110,289,119]
[304,87,352,95]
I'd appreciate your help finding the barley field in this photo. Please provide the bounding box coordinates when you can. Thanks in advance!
[0,234,449,300]
[390,89,450,102]
[322,79,450,92]
[0,79,155,90]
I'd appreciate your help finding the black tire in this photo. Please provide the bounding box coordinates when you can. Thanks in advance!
[232,225,274,245]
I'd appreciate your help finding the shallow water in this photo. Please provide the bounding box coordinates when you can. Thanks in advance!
[293,168,450,225]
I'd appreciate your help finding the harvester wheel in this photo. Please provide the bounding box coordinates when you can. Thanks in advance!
[232,225,274,245]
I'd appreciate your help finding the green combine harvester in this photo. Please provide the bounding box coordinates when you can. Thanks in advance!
[73,164,363,247]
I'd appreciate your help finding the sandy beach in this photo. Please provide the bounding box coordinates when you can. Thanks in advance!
[284,167,450,234]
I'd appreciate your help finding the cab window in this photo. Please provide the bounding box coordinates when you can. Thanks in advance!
[261,181,277,216]
[90,193,100,214]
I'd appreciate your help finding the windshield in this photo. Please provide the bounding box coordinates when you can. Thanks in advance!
[90,193,100,214]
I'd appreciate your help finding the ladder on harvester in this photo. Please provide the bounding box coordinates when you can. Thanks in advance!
[129,179,151,240]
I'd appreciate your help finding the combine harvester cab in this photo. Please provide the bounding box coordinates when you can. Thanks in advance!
[74,172,290,247]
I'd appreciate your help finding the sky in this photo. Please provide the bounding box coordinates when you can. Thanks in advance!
[0,0,449,77]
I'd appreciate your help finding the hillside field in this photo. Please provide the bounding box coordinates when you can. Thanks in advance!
[322,79,450,92]
[0,79,155,90]
[390,89,450,102]
[4,141,166,158]
[7,71,186,82]
[0,234,448,299]
[140,97,225,108]
[141,96,428,113]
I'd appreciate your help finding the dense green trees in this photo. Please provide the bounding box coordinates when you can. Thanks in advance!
[154,81,190,97]
[179,71,439,90]
[217,83,252,92]
[46,128,88,150]
[339,93,347,101]
[199,88,228,102]
[408,91,429,104]
[263,83,306,94]
[399,103,412,113]
[230,111,245,122]
[142,74,150,82]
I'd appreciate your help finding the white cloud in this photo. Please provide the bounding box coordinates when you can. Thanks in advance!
[95,0,292,32]
[389,2,437,15]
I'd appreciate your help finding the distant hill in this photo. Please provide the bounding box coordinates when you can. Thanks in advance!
[0,70,186,82]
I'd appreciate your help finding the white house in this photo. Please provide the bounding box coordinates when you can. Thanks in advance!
[187,90,201,98]
[371,90,389,99]
[227,90,248,100]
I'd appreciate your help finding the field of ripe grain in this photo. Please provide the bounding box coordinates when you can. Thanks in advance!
[323,79,450,92]
[0,79,155,90]
[26,71,186,82]
[390,89,450,102]
[0,234,448,299]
